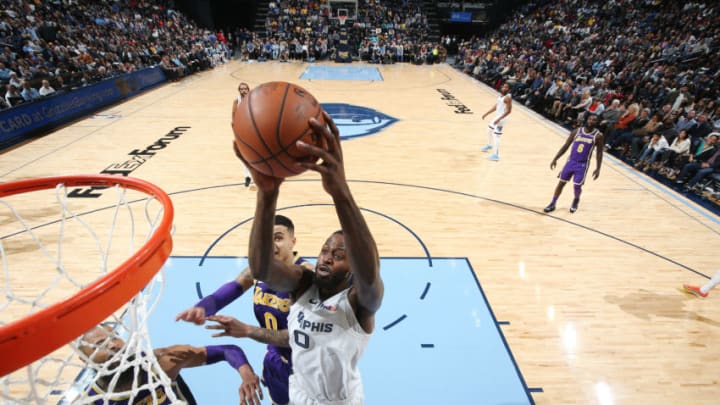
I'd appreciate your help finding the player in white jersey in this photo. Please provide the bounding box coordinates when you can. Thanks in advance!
[209,255,371,404]
[481,82,513,161]
[223,110,383,404]
[232,82,253,187]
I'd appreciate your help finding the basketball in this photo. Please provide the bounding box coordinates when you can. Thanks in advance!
[233,81,326,178]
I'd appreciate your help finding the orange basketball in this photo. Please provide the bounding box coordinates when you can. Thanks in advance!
[233,81,326,178]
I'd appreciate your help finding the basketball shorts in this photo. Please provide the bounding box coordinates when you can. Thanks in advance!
[559,160,589,185]
[262,351,291,405]
[488,120,506,135]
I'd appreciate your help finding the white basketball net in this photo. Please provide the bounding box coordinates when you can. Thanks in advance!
[0,181,182,404]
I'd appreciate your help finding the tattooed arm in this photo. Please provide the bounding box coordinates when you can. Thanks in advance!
[206,315,290,348]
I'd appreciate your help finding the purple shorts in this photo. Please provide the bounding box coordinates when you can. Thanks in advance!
[262,350,291,405]
[559,160,589,185]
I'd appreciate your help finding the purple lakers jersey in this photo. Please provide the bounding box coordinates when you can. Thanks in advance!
[253,255,307,360]
[569,127,599,163]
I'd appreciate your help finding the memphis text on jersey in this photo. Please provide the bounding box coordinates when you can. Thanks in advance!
[297,311,333,333]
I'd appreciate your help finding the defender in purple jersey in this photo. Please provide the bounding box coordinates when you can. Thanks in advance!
[176,215,313,405]
[248,256,311,405]
[78,325,262,404]
[544,114,604,213]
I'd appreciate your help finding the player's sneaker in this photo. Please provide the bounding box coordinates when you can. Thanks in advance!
[569,198,579,213]
[683,284,708,298]
[543,203,556,213]
[487,154,500,161]
[481,144,493,152]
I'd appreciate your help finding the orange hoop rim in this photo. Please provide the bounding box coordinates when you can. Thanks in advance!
[0,175,174,377]
[338,15,347,25]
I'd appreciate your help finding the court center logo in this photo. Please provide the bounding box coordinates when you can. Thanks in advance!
[321,103,398,140]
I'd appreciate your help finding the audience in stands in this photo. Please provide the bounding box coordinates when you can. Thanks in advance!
[452,0,720,199]
[250,0,445,64]
[4,0,718,200]
[0,0,230,107]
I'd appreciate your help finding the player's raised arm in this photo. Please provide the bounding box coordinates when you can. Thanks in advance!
[298,112,384,322]
[246,170,304,292]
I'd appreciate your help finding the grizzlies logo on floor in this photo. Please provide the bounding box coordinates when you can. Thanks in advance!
[321,103,398,140]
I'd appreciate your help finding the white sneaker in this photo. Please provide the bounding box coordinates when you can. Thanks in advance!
[481,144,493,152]
[487,154,500,161]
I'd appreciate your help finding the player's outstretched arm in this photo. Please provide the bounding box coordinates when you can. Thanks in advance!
[298,112,384,330]
[206,315,290,347]
[175,268,255,325]
[155,344,263,405]
[237,141,304,292]
[247,186,305,292]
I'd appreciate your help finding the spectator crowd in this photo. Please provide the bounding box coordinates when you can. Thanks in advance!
[0,0,451,112]
[241,0,448,64]
[5,0,717,202]
[0,0,231,110]
[453,0,720,200]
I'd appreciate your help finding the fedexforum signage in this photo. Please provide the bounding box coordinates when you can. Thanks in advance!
[68,126,190,198]
[436,89,473,114]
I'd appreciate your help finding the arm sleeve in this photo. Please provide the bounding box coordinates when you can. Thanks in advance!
[195,281,245,316]
[205,345,249,370]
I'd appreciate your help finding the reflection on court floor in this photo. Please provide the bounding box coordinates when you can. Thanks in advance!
[148,257,534,405]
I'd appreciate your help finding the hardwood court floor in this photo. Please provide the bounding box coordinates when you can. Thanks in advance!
[1,60,719,404]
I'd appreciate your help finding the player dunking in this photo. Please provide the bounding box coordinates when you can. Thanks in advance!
[211,111,383,404]
[233,82,253,187]
[544,114,604,213]
[481,82,513,161]
[176,215,313,405]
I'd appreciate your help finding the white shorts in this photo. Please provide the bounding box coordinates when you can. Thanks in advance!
[488,120,506,135]
[289,375,364,405]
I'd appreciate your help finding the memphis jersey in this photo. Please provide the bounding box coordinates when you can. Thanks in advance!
[495,94,510,125]
[288,285,370,404]
[569,127,599,163]
[253,255,307,359]
[84,372,194,405]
